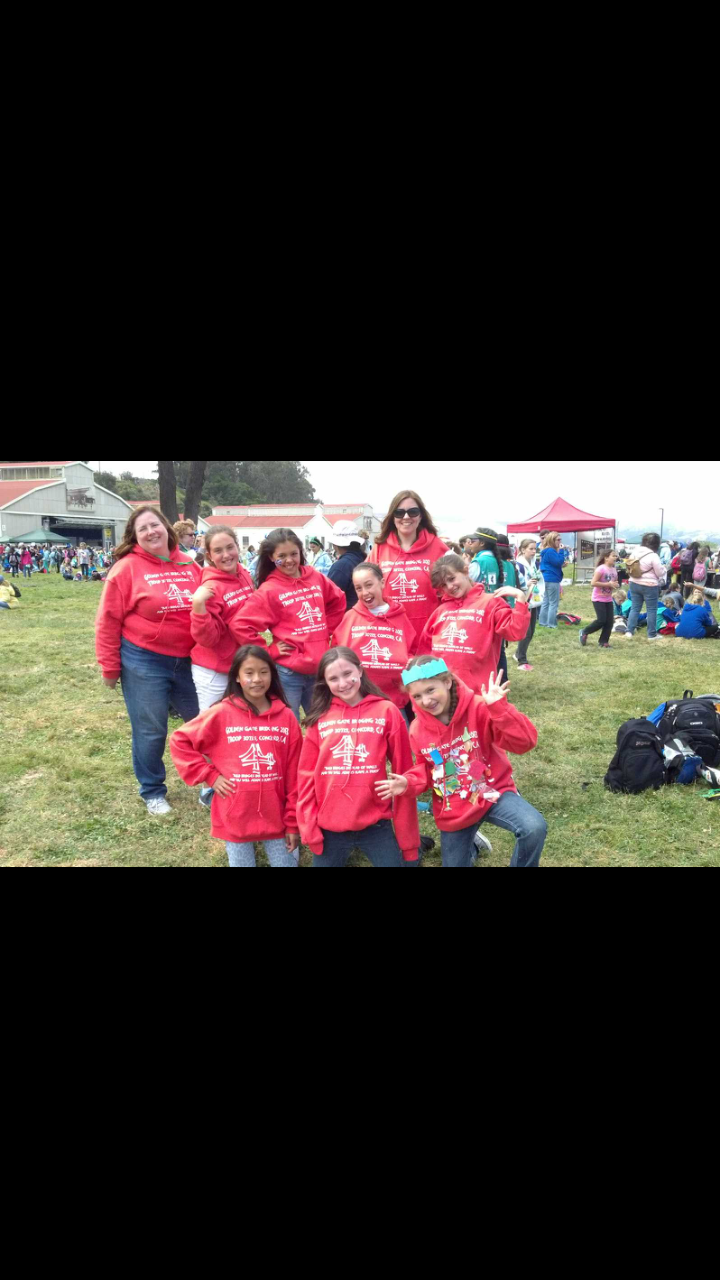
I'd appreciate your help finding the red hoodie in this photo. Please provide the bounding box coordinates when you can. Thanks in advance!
[231,565,347,676]
[404,679,538,831]
[96,546,203,679]
[298,694,420,860]
[368,530,449,640]
[170,696,302,843]
[417,585,530,695]
[190,563,255,673]
[332,601,417,709]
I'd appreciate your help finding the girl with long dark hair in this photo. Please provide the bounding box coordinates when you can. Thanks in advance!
[298,647,420,867]
[171,646,303,867]
[231,528,347,720]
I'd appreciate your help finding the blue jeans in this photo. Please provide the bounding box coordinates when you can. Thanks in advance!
[314,820,404,867]
[226,840,298,868]
[628,584,659,638]
[277,665,316,721]
[440,791,547,867]
[120,638,199,801]
[539,581,561,627]
[22,566,31,578]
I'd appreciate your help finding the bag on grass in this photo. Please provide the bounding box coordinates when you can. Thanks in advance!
[557,612,582,626]
[663,736,703,785]
[605,719,666,794]
[658,692,720,767]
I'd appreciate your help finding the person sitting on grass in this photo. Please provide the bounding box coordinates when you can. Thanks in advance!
[376,658,547,869]
[0,576,20,609]
[676,588,720,640]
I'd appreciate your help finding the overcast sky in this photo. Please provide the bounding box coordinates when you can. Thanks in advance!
[94,460,716,536]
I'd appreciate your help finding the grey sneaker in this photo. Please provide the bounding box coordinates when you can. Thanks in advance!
[474,830,493,857]
[146,797,173,816]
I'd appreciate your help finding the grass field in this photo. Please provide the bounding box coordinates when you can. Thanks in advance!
[1,574,719,868]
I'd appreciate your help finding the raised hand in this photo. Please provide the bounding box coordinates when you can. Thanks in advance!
[192,583,215,613]
[480,671,511,706]
[494,585,525,602]
[375,774,409,801]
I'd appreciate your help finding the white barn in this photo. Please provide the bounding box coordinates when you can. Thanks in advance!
[0,460,133,547]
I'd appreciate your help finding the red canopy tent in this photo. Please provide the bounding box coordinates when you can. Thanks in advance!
[507,497,615,535]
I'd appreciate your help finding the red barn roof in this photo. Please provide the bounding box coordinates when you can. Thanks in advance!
[0,479,61,507]
[205,514,315,530]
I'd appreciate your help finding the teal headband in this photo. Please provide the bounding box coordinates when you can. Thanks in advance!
[402,659,450,687]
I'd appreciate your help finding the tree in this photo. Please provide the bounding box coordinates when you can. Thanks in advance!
[158,461,179,522]
[184,461,208,524]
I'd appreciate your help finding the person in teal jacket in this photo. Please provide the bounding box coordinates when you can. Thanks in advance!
[470,529,503,594]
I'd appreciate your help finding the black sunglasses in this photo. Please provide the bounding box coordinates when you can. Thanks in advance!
[394,507,421,520]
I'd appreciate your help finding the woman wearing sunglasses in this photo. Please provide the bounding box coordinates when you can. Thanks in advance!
[368,491,448,646]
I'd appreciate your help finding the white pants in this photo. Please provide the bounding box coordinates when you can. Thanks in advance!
[192,664,228,712]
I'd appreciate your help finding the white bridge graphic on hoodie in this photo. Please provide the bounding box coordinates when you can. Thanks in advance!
[297,601,323,625]
[164,583,194,607]
[361,637,392,663]
[440,620,469,646]
[237,743,276,774]
[331,736,370,768]
[389,572,419,600]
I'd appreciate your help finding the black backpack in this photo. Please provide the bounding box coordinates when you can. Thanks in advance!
[658,692,720,767]
[605,719,666,794]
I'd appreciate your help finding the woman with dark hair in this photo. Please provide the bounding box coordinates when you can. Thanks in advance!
[231,528,346,720]
[298,647,420,867]
[626,533,665,641]
[368,491,448,640]
[171,646,303,867]
[95,505,203,816]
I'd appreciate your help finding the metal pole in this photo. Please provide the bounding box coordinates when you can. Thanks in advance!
[660,508,664,542]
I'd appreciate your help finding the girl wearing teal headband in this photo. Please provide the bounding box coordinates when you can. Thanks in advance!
[377,658,547,868]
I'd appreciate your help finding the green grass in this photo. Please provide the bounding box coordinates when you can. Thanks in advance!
[1,575,719,867]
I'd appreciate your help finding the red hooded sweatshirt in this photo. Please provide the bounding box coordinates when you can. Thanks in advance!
[190,563,255,673]
[231,565,347,676]
[417,584,530,695]
[404,679,538,832]
[332,600,417,709]
[170,696,302,843]
[298,694,420,860]
[368,530,449,641]
[96,546,203,679]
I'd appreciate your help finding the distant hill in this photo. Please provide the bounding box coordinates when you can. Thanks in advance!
[620,523,719,547]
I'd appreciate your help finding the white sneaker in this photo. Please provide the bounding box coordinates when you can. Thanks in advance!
[146,797,173,816]
[624,633,634,640]
[474,830,493,856]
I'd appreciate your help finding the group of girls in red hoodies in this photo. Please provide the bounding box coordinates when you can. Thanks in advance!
[171,646,303,866]
[418,554,531,696]
[377,657,547,868]
[230,528,347,720]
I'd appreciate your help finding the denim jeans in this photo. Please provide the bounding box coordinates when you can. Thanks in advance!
[120,638,200,801]
[226,840,298,868]
[628,584,659,638]
[314,820,404,867]
[516,608,538,665]
[539,582,561,627]
[440,792,546,867]
[22,566,31,578]
[277,665,317,721]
